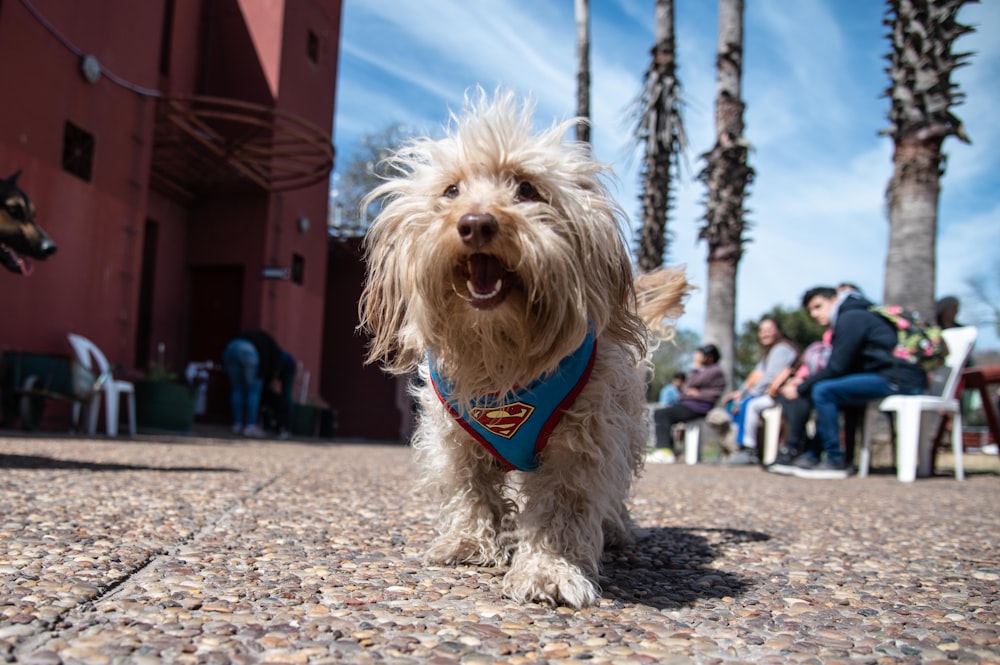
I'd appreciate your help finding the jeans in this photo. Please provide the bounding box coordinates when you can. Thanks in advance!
[811,373,921,465]
[733,394,775,449]
[223,339,262,429]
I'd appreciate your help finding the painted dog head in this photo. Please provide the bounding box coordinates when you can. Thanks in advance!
[0,171,57,275]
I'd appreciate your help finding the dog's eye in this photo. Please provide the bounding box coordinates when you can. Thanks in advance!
[443,184,460,198]
[515,181,541,202]
[4,200,25,220]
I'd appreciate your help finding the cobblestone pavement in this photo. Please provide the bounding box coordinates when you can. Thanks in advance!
[0,433,997,664]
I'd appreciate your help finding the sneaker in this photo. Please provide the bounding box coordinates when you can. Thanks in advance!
[767,462,797,476]
[793,453,820,470]
[646,448,676,464]
[769,452,820,476]
[766,448,801,475]
[725,448,758,466]
[764,448,799,476]
[793,459,851,479]
[231,424,243,435]
[242,425,266,438]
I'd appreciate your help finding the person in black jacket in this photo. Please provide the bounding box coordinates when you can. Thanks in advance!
[222,329,283,437]
[779,286,927,478]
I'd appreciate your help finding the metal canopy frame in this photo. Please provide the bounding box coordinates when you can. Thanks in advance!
[151,95,334,199]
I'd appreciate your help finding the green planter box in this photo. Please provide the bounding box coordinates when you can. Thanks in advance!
[290,404,319,437]
[135,380,196,433]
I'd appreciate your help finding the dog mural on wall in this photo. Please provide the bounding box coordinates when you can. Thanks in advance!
[360,90,689,608]
[1,171,57,275]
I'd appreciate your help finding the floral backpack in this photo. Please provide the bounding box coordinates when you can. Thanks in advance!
[868,305,949,372]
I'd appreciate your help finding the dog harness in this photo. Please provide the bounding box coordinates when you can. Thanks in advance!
[429,330,597,472]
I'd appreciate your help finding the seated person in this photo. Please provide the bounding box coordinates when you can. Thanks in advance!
[658,371,686,407]
[779,286,927,479]
[648,345,726,462]
[723,317,798,465]
[767,328,831,474]
[934,295,961,329]
[930,295,972,459]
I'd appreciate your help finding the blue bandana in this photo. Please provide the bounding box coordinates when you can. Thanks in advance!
[429,330,597,472]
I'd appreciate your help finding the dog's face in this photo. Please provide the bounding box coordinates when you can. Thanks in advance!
[360,92,644,399]
[1,171,57,275]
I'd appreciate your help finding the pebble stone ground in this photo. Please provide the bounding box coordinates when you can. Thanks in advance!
[0,432,997,664]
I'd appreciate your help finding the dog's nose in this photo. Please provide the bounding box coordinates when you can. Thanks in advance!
[457,213,498,249]
[40,237,57,257]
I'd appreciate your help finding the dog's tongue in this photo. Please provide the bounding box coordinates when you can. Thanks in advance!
[0,245,30,276]
[467,253,505,296]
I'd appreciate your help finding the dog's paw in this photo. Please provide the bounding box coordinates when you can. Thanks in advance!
[502,554,600,608]
[425,536,507,567]
[603,524,635,551]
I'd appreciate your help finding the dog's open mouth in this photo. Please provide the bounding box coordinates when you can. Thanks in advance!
[0,243,32,275]
[456,253,515,309]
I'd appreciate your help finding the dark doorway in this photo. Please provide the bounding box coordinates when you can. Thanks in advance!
[188,265,243,422]
[187,265,243,361]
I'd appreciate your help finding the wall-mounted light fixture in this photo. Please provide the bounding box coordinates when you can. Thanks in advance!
[80,54,102,84]
[297,216,310,234]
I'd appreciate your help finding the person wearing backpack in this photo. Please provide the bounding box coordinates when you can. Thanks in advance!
[778,286,928,479]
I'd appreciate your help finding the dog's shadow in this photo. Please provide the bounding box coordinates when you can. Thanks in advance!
[0,452,238,473]
[601,526,770,609]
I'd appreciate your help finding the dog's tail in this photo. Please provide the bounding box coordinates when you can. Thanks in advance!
[634,267,690,340]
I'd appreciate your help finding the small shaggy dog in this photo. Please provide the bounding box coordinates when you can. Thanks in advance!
[359,91,688,607]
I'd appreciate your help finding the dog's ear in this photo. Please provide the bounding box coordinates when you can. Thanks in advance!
[357,229,420,374]
[4,170,22,186]
[566,194,646,355]
[601,235,649,357]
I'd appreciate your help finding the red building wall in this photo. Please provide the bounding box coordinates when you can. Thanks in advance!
[0,0,158,366]
[321,239,405,441]
[145,190,192,371]
[0,0,341,430]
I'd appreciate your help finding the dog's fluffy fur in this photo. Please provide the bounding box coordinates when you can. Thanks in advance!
[359,91,688,608]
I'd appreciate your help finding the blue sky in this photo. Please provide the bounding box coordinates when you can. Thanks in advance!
[333,0,1000,350]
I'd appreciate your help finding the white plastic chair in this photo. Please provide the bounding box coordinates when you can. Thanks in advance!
[858,326,978,482]
[682,420,703,464]
[647,405,701,464]
[683,406,783,465]
[760,405,782,465]
[67,333,136,437]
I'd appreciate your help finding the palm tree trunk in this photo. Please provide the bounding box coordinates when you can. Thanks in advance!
[698,0,752,389]
[884,140,942,321]
[634,0,685,273]
[575,0,591,144]
[882,0,974,320]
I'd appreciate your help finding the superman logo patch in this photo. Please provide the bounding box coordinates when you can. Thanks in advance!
[469,402,535,439]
